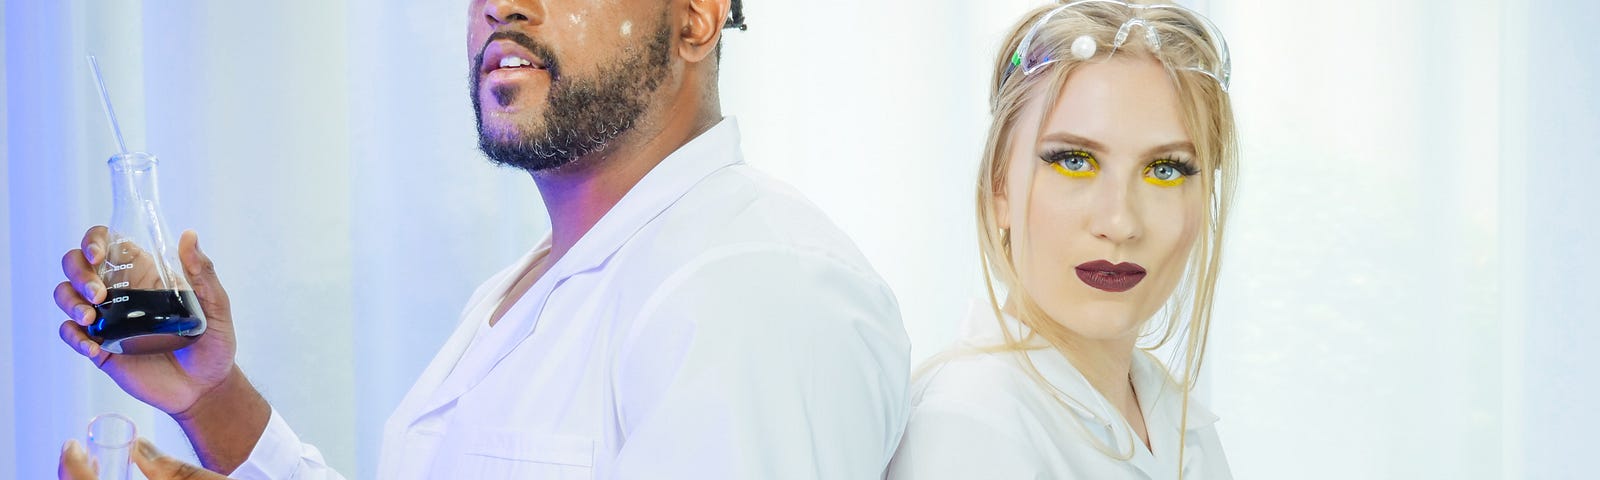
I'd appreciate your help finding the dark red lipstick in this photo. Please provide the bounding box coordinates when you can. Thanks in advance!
[1075,260,1147,293]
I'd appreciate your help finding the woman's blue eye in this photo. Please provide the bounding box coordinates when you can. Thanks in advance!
[1151,164,1181,181]
[1046,151,1097,178]
[1143,159,1197,187]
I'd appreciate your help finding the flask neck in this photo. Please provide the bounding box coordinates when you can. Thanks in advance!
[107,152,161,206]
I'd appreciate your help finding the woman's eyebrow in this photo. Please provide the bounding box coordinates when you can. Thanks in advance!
[1038,132,1106,151]
[1039,131,1194,158]
[1144,141,1196,157]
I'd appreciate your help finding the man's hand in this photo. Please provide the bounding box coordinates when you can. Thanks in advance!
[55,228,239,416]
[59,438,227,480]
[54,227,271,473]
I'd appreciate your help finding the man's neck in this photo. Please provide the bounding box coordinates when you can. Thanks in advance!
[530,98,721,262]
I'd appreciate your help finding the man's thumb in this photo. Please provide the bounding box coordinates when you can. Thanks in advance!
[131,437,220,479]
[177,230,230,317]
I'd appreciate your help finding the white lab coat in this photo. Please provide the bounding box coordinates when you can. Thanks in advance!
[230,119,911,479]
[886,304,1231,479]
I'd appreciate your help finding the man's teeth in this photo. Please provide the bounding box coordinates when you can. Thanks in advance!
[498,56,534,69]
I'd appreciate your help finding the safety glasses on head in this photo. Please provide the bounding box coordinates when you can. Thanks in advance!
[1002,0,1231,92]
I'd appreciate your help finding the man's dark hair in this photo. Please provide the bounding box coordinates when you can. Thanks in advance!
[715,1,745,62]
[723,0,747,31]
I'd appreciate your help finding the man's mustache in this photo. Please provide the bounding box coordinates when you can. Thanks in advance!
[475,30,561,81]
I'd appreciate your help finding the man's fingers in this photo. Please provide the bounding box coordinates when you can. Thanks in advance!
[60,248,104,304]
[81,225,109,264]
[54,281,96,326]
[57,439,98,480]
[132,437,226,480]
[59,321,109,366]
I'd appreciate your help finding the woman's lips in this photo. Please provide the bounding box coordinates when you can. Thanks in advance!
[1074,260,1147,293]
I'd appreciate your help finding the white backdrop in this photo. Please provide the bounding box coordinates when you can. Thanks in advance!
[4,0,1598,479]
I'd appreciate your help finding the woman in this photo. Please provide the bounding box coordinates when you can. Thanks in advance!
[888,1,1236,478]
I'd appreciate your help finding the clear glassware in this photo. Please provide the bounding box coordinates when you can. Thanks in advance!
[86,413,137,480]
[89,152,206,354]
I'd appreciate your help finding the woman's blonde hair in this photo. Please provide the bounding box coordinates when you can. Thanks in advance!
[972,0,1237,474]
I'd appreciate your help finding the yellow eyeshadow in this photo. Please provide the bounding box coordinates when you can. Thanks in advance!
[1051,162,1095,178]
[1142,165,1186,187]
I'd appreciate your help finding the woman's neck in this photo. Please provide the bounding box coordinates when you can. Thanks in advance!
[1001,298,1151,450]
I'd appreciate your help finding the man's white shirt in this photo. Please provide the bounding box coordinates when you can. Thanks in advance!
[230,118,911,479]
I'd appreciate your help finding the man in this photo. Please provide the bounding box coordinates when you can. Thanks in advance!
[54,0,911,478]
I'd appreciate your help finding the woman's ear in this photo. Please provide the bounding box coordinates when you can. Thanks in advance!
[994,184,1011,231]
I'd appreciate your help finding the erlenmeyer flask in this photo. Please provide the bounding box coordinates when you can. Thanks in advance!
[90,152,206,354]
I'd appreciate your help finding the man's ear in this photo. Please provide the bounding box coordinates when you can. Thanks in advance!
[677,0,730,63]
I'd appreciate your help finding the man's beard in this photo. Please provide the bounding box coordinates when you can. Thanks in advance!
[471,19,671,173]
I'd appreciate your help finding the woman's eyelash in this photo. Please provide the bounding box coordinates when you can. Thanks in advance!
[1152,157,1201,176]
[1041,149,1094,164]
[1039,149,1201,176]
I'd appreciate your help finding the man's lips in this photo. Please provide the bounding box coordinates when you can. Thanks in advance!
[1074,260,1147,293]
[479,39,549,77]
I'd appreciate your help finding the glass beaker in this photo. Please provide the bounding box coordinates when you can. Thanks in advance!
[89,152,206,354]
[86,413,137,480]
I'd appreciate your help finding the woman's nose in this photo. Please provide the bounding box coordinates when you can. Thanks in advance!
[1086,180,1142,244]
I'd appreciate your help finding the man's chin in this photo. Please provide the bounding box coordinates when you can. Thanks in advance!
[479,117,542,144]
[476,127,581,173]
[481,105,539,125]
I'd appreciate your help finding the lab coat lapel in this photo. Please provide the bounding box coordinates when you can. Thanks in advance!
[1130,350,1219,478]
[1127,351,1177,479]
[389,245,545,429]
[406,248,556,422]
[973,304,1220,479]
[404,119,747,425]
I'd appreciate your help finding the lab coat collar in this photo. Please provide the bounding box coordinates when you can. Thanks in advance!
[1130,349,1219,432]
[959,302,1220,430]
[543,117,745,281]
[958,301,1219,477]
[396,119,745,428]
[1126,348,1219,478]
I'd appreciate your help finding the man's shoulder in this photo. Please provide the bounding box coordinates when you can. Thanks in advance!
[682,164,841,234]
[630,163,874,274]
[606,163,901,332]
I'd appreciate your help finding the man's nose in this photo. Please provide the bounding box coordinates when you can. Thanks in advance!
[482,0,545,27]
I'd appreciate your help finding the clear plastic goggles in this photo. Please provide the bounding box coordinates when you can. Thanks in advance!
[1002,0,1232,92]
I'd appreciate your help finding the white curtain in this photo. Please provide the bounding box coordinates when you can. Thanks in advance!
[5,0,1597,479]
[4,1,543,477]
[1209,1,1505,478]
